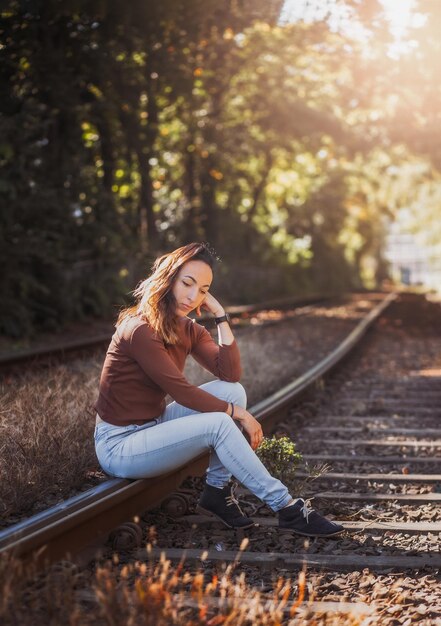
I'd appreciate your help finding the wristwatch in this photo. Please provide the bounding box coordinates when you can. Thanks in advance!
[214,313,231,325]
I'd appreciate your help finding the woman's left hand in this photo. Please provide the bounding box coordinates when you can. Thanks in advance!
[196,292,224,317]
[235,410,264,450]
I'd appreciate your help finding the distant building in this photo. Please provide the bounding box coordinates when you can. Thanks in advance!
[384,229,441,290]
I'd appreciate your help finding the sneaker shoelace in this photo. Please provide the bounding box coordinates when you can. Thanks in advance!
[299,499,314,523]
[225,484,245,514]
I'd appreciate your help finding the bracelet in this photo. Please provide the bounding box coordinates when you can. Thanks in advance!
[230,403,235,419]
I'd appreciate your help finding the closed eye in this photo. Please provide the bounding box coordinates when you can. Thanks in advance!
[183,280,208,294]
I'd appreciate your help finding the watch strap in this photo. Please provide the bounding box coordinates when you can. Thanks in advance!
[214,313,230,325]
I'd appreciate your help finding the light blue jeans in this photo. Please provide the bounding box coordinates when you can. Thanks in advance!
[94,380,292,511]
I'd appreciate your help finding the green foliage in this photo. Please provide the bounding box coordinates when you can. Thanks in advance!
[1,0,440,336]
[256,435,303,484]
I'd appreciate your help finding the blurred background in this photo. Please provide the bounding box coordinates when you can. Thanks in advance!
[1,0,440,337]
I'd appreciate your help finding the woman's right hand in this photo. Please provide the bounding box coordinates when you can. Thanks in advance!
[233,406,263,450]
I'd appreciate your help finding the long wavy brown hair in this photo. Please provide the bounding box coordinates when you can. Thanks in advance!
[117,242,218,344]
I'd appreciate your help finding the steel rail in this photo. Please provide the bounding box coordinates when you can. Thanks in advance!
[0,292,396,569]
[0,292,337,368]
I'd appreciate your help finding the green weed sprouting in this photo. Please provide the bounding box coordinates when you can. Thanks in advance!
[256,436,303,484]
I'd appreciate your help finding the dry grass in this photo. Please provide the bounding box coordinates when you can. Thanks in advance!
[0,359,101,521]
[0,312,355,523]
[0,544,376,626]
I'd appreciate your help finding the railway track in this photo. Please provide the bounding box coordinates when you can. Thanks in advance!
[2,291,441,624]
[0,292,337,370]
[135,292,441,622]
[0,293,392,566]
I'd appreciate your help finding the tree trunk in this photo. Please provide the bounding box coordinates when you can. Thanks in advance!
[182,128,204,242]
[137,52,159,252]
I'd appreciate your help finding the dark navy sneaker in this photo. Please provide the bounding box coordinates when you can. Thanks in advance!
[279,499,345,537]
[196,482,255,529]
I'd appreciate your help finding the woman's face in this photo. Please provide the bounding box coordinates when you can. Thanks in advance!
[172,260,213,317]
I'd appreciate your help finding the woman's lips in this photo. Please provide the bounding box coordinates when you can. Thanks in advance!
[181,304,192,310]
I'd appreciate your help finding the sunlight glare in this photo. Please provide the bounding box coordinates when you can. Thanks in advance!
[280,0,427,57]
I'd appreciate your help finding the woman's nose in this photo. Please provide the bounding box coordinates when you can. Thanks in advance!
[188,287,198,302]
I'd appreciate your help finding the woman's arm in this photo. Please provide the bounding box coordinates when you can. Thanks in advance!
[196,295,262,447]
[192,293,241,381]
[196,292,233,344]
[129,324,231,414]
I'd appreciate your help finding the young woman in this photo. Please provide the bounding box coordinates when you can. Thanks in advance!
[94,242,344,537]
